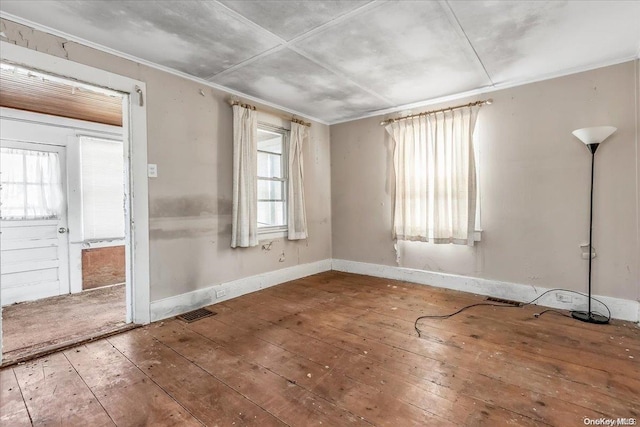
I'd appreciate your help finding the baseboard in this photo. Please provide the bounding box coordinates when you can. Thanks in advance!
[150,259,332,322]
[331,259,640,323]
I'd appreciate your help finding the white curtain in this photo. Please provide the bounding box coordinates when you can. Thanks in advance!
[0,148,63,220]
[288,122,308,240]
[231,105,258,248]
[385,106,478,245]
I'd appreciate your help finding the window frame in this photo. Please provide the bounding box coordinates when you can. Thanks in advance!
[256,123,289,237]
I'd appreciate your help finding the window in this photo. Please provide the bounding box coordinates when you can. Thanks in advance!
[257,125,288,233]
[80,136,125,241]
[385,107,480,245]
[0,147,62,220]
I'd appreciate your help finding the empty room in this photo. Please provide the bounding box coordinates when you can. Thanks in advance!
[0,1,638,426]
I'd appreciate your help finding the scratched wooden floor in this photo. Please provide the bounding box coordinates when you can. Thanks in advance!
[2,271,639,426]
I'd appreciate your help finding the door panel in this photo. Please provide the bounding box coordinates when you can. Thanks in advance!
[0,140,69,306]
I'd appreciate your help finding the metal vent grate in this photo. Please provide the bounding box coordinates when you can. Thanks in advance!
[486,297,522,307]
[177,307,216,323]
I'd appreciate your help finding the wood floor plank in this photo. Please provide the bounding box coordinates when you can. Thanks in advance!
[3,271,638,426]
[189,316,459,426]
[63,340,202,427]
[0,368,31,427]
[107,328,286,427]
[12,352,114,426]
[209,293,620,426]
[268,277,640,384]
[148,320,379,427]
[317,274,640,360]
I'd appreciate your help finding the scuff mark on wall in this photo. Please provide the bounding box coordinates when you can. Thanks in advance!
[149,228,216,240]
[149,216,217,240]
[150,194,223,218]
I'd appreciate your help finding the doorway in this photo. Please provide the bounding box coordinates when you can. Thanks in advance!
[0,41,150,364]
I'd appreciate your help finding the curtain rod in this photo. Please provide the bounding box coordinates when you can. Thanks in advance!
[228,99,311,127]
[379,99,493,126]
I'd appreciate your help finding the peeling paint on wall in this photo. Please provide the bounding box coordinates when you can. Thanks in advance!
[0,19,69,58]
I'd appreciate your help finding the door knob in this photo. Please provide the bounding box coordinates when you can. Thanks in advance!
[58,227,68,234]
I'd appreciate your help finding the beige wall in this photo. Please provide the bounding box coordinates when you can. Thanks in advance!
[0,19,332,302]
[331,61,639,301]
[636,59,640,303]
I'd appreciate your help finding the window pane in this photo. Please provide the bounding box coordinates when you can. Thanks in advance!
[258,152,282,178]
[1,150,23,181]
[0,183,25,218]
[0,148,61,220]
[258,180,283,201]
[257,201,285,228]
[258,131,283,154]
[80,137,125,240]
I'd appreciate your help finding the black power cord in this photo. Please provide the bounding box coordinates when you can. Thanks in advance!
[414,288,612,337]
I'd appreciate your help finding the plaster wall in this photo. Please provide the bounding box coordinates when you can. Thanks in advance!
[331,61,639,301]
[0,18,332,302]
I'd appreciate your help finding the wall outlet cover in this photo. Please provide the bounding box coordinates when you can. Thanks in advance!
[216,289,226,299]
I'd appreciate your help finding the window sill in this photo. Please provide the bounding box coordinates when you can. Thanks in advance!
[474,229,483,242]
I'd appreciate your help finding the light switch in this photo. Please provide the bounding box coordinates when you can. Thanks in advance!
[147,164,158,178]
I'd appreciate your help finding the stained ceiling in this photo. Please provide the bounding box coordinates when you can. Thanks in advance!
[1,1,639,124]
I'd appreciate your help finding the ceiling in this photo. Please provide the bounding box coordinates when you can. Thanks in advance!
[1,1,639,124]
[0,66,123,126]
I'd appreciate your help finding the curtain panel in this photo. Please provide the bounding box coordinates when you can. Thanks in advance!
[0,148,63,220]
[287,122,308,240]
[231,105,258,248]
[385,106,479,246]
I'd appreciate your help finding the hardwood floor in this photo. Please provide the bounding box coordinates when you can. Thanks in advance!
[2,284,127,365]
[2,271,639,426]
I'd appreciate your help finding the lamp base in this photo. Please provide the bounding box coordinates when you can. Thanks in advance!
[570,310,609,324]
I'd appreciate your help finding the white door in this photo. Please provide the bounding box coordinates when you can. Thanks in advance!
[0,141,70,306]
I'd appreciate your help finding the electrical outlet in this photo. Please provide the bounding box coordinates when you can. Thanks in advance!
[556,294,572,304]
[216,289,226,299]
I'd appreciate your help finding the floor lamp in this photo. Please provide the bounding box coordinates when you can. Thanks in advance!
[570,126,616,324]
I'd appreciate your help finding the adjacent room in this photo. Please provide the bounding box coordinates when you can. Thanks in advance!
[0,1,638,426]
[0,65,130,364]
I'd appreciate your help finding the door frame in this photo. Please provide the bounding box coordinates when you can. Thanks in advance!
[0,41,151,362]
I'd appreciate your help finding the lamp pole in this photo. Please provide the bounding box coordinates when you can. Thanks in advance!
[570,125,616,325]
[586,143,598,319]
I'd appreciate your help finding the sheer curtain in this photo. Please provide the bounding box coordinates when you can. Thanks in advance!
[385,106,479,246]
[287,122,308,240]
[231,104,258,248]
[0,148,63,220]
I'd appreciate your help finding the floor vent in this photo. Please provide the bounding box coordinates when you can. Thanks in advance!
[177,307,216,323]
[486,297,522,307]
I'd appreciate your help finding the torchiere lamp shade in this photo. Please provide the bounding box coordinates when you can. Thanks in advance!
[572,126,617,145]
